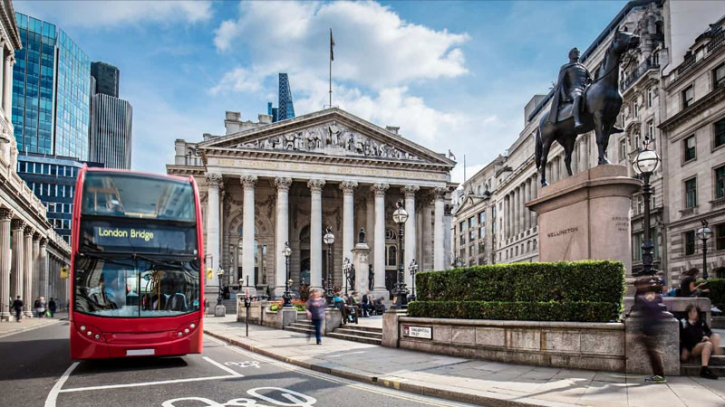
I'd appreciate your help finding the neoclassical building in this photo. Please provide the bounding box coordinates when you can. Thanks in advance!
[0,0,71,321]
[168,108,456,301]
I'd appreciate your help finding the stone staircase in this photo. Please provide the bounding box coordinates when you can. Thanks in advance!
[328,324,383,345]
[681,354,725,377]
[286,319,315,335]
[222,299,237,314]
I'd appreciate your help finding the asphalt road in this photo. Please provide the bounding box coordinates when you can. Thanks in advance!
[0,321,475,407]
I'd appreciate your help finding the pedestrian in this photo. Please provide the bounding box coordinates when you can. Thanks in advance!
[632,275,668,384]
[204,298,210,314]
[11,296,23,323]
[362,290,372,317]
[680,304,721,380]
[48,298,57,318]
[679,268,709,297]
[305,289,326,345]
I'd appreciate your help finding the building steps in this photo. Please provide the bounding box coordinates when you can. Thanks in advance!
[329,324,383,345]
[681,354,725,377]
[286,319,315,335]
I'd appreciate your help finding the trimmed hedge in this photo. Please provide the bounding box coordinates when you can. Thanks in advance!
[407,301,621,323]
[701,278,725,309]
[416,261,625,304]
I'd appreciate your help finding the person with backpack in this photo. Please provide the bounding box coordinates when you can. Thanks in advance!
[11,296,23,323]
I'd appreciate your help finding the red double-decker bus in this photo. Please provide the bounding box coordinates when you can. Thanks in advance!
[69,167,204,359]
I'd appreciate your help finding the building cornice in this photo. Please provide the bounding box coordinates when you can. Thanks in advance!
[659,83,725,132]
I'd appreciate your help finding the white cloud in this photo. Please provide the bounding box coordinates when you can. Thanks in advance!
[16,1,213,28]
[212,1,469,91]
[210,67,262,95]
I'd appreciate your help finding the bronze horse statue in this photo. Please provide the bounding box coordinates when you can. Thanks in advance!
[535,29,640,187]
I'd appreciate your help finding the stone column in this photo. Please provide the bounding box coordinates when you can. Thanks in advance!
[526,179,533,230]
[308,179,325,290]
[3,53,11,121]
[205,173,222,293]
[0,208,12,320]
[504,195,509,239]
[38,239,47,299]
[422,194,433,270]
[366,190,375,269]
[23,226,33,317]
[274,177,292,298]
[372,183,388,295]
[10,220,23,314]
[241,175,257,296]
[340,181,358,268]
[31,232,39,301]
[402,185,419,287]
[433,187,446,270]
[352,241,370,294]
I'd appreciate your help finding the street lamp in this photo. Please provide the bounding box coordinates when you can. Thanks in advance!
[696,220,712,280]
[283,242,293,307]
[409,259,419,301]
[217,268,225,306]
[632,137,661,276]
[343,258,352,295]
[392,201,409,309]
[323,226,335,305]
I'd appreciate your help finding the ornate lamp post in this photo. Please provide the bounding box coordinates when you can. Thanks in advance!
[216,268,225,306]
[632,137,661,276]
[323,226,335,305]
[343,258,352,295]
[409,259,419,301]
[392,201,409,309]
[696,220,712,280]
[283,241,293,307]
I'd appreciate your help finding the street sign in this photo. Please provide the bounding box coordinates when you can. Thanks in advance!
[60,266,69,279]
[206,268,214,280]
[402,325,432,339]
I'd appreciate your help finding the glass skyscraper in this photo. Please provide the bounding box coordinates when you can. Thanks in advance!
[90,61,133,169]
[267,73,295,123]
[12,12,90,161]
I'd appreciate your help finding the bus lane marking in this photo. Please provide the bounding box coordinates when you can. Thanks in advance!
[162,387,317,407]
[225,361,261,369]
[55,356,243,394]
[44,362,79,407]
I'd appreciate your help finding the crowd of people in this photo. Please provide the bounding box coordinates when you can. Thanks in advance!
[9,296,61,322]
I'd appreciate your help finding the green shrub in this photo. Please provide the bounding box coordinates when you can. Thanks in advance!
[701,278,725,309]
[407,301,621,323]
[416,261,625,304]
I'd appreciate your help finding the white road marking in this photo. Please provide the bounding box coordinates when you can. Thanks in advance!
[44,362,79,407]
[58,374,240,393]
[206,336,467,407]
[203,356,244,377]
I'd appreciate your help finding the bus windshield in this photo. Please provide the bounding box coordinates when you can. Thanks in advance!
[74,255,201,318]
[81,172,196,222]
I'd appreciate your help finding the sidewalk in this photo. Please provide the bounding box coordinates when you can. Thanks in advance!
[204,315,725,407]
[0,313,66,338]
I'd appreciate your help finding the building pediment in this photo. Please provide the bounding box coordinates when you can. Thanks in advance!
[453,193,489,216]
[198,108,455,168]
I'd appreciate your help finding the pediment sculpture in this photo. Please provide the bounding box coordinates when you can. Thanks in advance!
[235,123,422,161]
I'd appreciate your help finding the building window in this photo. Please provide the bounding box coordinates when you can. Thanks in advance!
[714,64,725,87]
[716,223,725,251]
[684,135,696,162]
[647,87,654,107]
[685,230,696,256]
[683,86,694,109]
[459,220,466,232]
[633,102,639,118]
[470,228,476,241]
[386,245,397,267]
[715,118,725,149]
[468,216,476,228]
[619,138,627,161]
[479,225,485,239]
[479,211,485,224]
[647,120,654,140]
[716,165,725,200]
[685,178,697,208]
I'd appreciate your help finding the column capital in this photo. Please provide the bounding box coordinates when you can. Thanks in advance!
[0,207,13,220]
[32,231,41,241]
[339,180,358,194]
[433,186,447,200]
[11,219,24,230]
[307,179,326,193]
[371,183,389,197]
[274,177,293,191]
[402,185,420,199]
[240,175,258,190]
[24,225,34,236]
[40,238,48,247]
[206,173,223,189]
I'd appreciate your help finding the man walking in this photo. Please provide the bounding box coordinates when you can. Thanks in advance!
[11,296,23,323]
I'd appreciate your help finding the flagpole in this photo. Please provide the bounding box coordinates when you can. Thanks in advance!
[464,154,467,183]
[329,28,333,108]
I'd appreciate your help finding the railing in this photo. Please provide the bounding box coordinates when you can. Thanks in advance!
[621,58,659,92]
[677,31,725,77]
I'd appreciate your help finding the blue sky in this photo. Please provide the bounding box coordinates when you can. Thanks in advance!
[15,0,627,182]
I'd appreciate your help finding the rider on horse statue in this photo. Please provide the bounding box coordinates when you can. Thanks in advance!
[548,47,591,131]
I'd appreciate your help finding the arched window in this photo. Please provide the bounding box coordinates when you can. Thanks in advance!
[386,245,397,267]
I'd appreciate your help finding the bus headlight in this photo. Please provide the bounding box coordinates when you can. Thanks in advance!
[184,328,190,334]
[190,323,196,329]
[177,332,183,337]
[80,325,86,331]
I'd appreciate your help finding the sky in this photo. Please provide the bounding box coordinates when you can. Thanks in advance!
[15,0,628,183]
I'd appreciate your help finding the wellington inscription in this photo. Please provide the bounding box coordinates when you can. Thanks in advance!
[547,227,579,238]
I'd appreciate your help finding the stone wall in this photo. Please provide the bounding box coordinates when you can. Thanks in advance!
[394,317,627,372]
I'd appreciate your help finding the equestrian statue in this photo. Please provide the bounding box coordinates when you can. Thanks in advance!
[535,29,640,187]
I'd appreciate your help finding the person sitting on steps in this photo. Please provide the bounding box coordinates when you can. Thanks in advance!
[681,304,721,380]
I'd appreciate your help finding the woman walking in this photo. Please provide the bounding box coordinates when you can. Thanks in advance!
[306,289,326,345]
[35,297,46,318]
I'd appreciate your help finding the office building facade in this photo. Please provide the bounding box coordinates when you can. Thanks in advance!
[267,73,295,123]
[89,61,132,169]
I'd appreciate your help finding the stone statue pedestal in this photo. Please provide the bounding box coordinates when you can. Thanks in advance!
[352,241,370,294]
[527,165,641,270]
